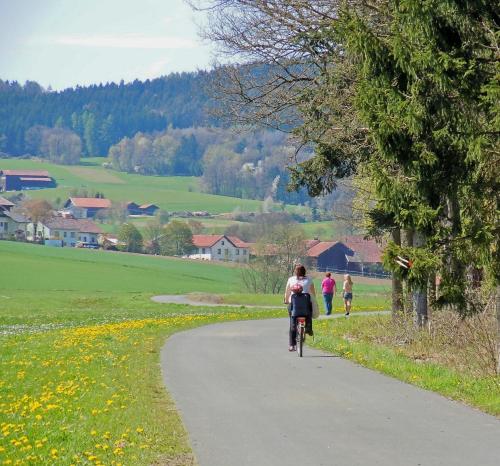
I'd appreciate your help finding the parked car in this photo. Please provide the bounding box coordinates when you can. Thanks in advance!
[76,241,99,249]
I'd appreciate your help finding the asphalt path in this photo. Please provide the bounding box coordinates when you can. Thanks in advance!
[151,294,282,308]
[161,318,500,466]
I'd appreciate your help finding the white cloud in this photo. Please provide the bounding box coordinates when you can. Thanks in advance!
[41,33,197,49]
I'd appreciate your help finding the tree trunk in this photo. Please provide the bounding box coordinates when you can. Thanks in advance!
[413,230,428,328]
[391,228,403,318]
[401,229,414,315]
[445,192,466,312]
[496,285,500,375]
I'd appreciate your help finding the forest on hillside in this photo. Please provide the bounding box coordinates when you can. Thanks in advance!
[0,71,215,157]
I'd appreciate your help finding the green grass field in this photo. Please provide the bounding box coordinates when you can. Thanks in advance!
[0,158,263,214]
[0,241,243,295]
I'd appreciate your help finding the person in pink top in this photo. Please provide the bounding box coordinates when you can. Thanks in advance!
[321,272,336,315]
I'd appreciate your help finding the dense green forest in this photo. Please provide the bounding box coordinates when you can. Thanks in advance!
[0,71,215,157]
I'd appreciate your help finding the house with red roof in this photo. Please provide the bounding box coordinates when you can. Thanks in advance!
[0,169,56,191]
[63,197,112,219]
[190,234,250,262]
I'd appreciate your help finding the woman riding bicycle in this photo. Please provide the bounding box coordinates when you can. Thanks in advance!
[284,264,317,352]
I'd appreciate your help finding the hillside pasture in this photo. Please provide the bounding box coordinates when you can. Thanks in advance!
[0,158,262,213]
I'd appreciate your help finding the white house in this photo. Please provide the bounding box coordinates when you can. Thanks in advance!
[191,235,250,263]
[27,217,102,246]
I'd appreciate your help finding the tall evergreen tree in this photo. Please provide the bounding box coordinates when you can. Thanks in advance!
[337,0,499,316]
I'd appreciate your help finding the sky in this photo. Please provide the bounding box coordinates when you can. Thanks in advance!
[0,0,212,90]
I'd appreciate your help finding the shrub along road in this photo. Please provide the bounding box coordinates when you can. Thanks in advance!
[162,318,500,466]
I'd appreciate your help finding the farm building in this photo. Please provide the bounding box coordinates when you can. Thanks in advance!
[126,201,159,216]
[190,234,250,263]
[306,241,353,271]
[63,197,112,218]
[138,203,159,215]
[0,169,55,191]
[27,217,102,247]
[0,196,14,211]
[250,236,385,276]
[125,202,141,215]
[341,236,384,274]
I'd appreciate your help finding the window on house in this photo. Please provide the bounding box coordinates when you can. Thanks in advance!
[221,240,225,245]
[63,231,67,238]
[217,249,221,255]
[70,232,75,238]
[236,249,240,255]
[83,236,87,242]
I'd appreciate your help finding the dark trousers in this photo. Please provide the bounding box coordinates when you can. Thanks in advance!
[289,314,313,346]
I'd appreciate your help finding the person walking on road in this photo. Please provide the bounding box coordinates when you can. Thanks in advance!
[343,274,353,316]
[284,264,317,351]
[321,272,336,315]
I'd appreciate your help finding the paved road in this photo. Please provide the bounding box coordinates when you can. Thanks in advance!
[161,318,500,466]
[151,294,282,308]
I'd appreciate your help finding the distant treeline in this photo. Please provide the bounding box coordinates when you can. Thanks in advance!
[0,72,215,156]
[108,127,312,204]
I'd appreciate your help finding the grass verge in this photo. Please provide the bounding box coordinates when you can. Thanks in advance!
[215,292,390,312]
[310,315,500,416]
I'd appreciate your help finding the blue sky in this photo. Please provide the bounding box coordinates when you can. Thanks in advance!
[0,0,212,90]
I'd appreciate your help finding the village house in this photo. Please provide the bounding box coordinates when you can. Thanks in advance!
[63,197,112,219]
[190,234,250,263]
[0,169,56,191]
[0,196,29,240]
[27,217,102,247]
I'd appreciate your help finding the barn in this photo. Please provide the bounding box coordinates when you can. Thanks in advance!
[0,169,56,191]
[306,241,353,271]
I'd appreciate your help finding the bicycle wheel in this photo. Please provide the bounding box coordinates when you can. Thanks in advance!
[296,325,304,357]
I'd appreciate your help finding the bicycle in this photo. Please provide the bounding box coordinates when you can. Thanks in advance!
[295,316,306,357]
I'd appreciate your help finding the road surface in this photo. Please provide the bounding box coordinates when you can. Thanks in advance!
[161,318,500,466]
